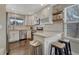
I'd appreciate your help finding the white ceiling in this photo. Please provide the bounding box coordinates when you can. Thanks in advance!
[6,4,47,15]
[53,4,73,10]
[6,4,72,15]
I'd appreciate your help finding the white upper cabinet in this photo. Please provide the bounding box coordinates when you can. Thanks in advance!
[33,5,53,25]
[25,15,35,25]
[40,7,49,19]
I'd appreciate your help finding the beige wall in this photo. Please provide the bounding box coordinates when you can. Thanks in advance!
[0,5,6,54]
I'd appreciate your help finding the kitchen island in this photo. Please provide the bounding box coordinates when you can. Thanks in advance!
[33,31,63,55]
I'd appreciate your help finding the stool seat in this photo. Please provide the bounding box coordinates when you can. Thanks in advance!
[52,42,65,48]
[29,40,42,55]
[30,40,40,47]
[50,41,66,55]
[58,39,72,55]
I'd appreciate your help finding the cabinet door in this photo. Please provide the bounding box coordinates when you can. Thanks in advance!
[27,30,31,39]
[9,31,19,42]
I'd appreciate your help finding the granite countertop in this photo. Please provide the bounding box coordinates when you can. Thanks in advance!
[33,31,63,38]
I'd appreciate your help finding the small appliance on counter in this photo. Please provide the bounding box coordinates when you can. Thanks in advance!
[36,26,43,30]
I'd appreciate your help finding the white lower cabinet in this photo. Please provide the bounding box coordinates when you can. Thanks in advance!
[9,31,19,42]
[0,48,6,55]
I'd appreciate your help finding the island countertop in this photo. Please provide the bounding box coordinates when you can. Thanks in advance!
[33,31,63,38]
[33,31,63,55]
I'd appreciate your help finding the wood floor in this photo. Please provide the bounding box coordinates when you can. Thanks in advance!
[9,40,34,55]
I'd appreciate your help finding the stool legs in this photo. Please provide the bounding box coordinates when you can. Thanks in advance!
[39,46,42,55]
[58,48,64,55]
[64,46,67,55]
[50,45,52,55]
[65,43,69,55]
[31,46,42,55]
[58,40,72,55]
[50,45,65,55]
[55,47,59,55]
[33,47,38,55]
[68,42,72,55]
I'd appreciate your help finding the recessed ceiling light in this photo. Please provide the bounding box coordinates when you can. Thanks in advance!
[12,8,16,11]
[41,4,44,6]
[28,12,33,15]
[48,7,49,10]
[41,4,47,6]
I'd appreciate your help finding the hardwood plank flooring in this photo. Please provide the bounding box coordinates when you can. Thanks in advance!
[9,40,33,55]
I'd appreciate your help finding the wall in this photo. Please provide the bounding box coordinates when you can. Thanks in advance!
[70,40,79,54]
[43,23,63,32]
[0,5,6,54]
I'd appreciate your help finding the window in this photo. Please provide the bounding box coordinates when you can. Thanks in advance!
[9,17,24,25]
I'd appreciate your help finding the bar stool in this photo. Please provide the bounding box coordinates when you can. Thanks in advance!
[31,30,36,40]
[50,42,65,55]
[58,39,72,55]
[30,40,42,55]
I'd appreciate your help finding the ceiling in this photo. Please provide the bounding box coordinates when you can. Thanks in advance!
[53,4,73,10]
[6,4,47,15]
[6,4,73,15]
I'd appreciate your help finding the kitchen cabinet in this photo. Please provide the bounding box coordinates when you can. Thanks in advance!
[40,7,49,19]
[9,31,19,42]
[25,16,35,25]
[33,5,53,25]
